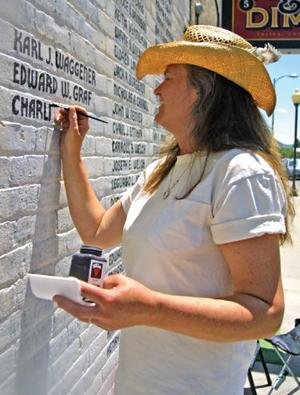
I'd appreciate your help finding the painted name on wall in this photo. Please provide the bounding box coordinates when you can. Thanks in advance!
[11,29,96,121]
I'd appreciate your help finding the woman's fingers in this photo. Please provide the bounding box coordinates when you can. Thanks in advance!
[68,107,79,133]
[53,294,98,322]
[70,106,89,135]
[80,281,114,303]
[73,105,88,116]
[55,108,67,124]
[62,121,70,130]
[103,274,124,289]
[55,106,88,132]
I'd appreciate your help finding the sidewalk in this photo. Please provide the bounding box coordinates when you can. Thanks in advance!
[244,195,300,394]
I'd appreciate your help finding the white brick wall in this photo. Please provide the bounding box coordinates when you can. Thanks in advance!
[0,1,190,394]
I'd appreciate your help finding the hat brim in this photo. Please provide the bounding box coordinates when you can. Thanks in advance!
[136,41,275,116]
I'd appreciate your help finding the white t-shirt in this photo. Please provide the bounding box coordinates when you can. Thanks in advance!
[114,149,286,395]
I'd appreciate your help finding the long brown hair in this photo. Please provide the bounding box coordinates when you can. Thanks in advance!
[144,65,294,244]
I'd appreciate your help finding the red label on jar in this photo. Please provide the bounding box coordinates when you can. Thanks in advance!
[88,259,107,287]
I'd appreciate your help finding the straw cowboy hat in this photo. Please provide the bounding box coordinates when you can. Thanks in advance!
[136,25,280,116]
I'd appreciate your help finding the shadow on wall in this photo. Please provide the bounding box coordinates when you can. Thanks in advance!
[15,124,61,395]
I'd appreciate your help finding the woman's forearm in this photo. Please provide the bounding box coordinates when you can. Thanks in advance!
[62,155,105,244]
[54,271,284,340]
[146,291,284,342]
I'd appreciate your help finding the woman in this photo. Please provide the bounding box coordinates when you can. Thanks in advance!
[55,25,294,395]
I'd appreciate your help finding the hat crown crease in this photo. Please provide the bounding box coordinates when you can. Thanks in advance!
[184,25,253,51]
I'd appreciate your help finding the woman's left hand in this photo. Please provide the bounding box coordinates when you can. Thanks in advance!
[53,274,157,330]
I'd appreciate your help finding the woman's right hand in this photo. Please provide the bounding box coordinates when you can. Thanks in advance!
[56,105,89,159]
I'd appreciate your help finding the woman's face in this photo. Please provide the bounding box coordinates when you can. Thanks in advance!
[154,64,198,134]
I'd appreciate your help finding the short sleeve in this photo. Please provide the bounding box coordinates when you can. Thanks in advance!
[121,171,145,215]
[210,173,287,244]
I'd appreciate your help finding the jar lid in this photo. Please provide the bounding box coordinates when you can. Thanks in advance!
[80,245,102,256]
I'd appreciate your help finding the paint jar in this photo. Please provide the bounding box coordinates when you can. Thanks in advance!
[69,245,107,287]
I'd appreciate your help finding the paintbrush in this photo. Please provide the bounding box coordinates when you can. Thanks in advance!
[50,103,108,124]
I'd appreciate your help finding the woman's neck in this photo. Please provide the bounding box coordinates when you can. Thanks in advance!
[177,137,195,155]
[169,124,196,155]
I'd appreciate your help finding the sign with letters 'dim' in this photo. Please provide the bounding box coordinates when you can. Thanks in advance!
[222,0,300,51]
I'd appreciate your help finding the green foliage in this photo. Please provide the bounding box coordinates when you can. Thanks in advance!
[280,147,293,158]
[279,147,300,159]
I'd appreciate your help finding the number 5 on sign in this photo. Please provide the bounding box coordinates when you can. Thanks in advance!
[239,0,254,11]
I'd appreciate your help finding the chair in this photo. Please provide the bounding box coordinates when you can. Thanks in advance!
[247,341,272,395]
[248,320,300,395]
[264,321,300,394]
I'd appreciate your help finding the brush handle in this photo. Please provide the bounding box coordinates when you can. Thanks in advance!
[50,104,108,124]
